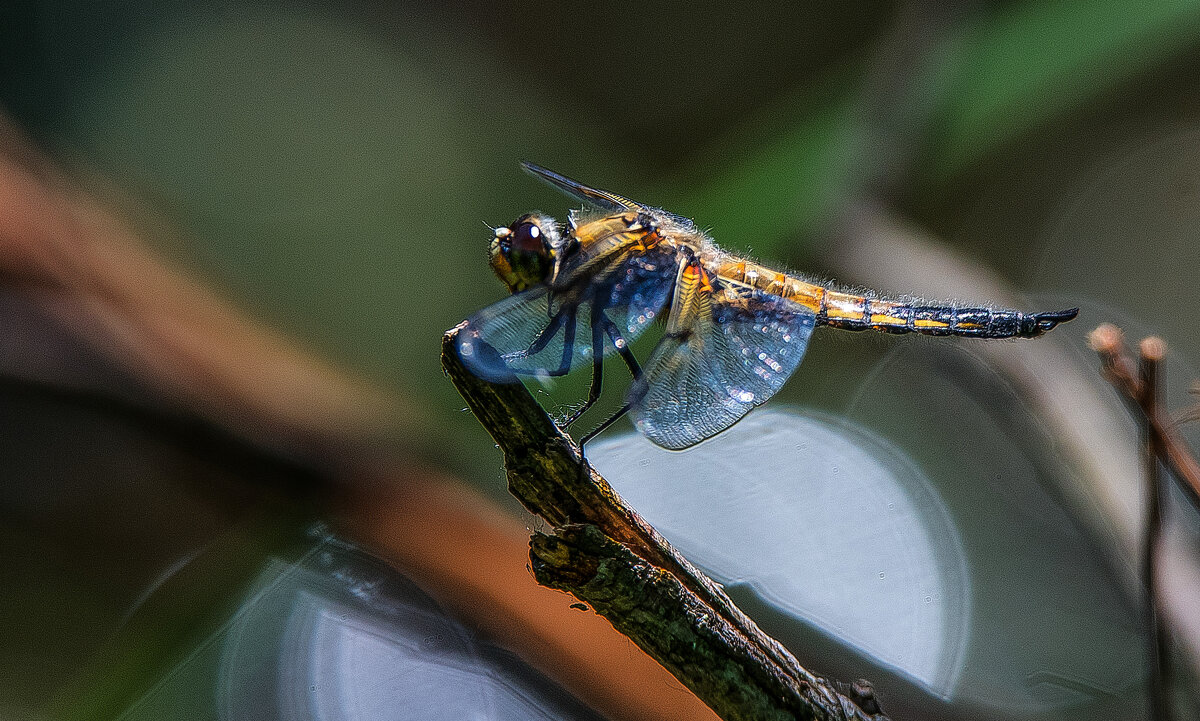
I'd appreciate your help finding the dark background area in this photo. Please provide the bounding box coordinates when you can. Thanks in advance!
[4,1,1200,719]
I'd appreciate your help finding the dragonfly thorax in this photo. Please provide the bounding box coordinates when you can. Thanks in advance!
[489,213,560,292]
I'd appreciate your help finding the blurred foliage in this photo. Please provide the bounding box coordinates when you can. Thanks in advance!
[674,0,1200,246]
[6,0,1200,488]
[5,1,1200,717]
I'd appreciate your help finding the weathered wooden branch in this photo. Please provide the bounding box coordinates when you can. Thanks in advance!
[443,323,887,721]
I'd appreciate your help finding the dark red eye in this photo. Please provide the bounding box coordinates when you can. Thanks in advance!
[510,220,545,254]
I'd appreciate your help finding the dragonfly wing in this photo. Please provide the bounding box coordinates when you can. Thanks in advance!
[457,286,567,382]
[596,246,680,340]
[630,287,816,450]
[522,162,698,227]
[521,162,641,213]
[458,247,679,383]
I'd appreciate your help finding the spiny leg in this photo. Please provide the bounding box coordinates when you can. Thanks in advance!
[549,307,578,377]
[565,311,644,429]
[563,304,606,426]
[579,402,631,449]
[573,350,633,479]
[519,307,567,358]
[603,315,642,378]
[506,306,578,378]
[576,318,643,449]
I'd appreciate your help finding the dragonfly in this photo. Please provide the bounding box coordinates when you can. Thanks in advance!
[457,163,1078,450]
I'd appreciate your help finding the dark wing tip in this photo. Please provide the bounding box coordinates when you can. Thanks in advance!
[519,161,582,192]
[518,161,639,213]
[1032,307,1080,332]
[519,160,551,177]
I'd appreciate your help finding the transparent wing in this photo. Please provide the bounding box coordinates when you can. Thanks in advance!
[521,162,640,212]
[630,287,816,449]
[521,162,696,228]
[458,247,679,383]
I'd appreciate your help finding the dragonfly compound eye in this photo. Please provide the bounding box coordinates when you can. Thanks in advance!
[510,219,545,254]
[489,214,557,293]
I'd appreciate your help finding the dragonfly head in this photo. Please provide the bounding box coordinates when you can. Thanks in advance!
[489,213,560,292]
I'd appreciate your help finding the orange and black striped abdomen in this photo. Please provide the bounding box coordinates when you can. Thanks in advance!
[817,296,1078,339]
[711,259,1077,340]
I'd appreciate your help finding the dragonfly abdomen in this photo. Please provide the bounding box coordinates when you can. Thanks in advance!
[711,260,1078,339]
[820,296,1077,339]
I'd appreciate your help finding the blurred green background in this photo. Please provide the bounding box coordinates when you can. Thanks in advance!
[6,0,1200,718]
[5,0,1200,482]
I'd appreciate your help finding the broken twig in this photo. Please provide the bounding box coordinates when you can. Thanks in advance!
[1089,324,1200,505]
[1090,325,1189,720]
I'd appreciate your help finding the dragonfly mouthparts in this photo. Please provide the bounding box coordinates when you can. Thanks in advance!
[1032,308,1080,332]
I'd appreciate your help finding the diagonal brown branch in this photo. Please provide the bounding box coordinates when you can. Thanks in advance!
[443,323,888,721]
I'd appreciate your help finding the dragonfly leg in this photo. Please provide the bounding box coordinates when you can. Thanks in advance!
[520,308,567,357]
[504,307,578,378]
[564,313,644,428]
[563,306,607,426]
[573,398,617,502]
[574,319,641,448]
[583,357,653,449]
[573,332,640,470]
[603,316,642,378]
[579,402,632,448]
[548,307,578,376]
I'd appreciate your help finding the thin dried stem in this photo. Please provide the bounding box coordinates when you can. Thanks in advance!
[1138,337,1172,721]
[1089,324,1200,505]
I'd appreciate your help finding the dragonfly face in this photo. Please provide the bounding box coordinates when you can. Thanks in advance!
[459,163,1078,450]
[489,213,561,293]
